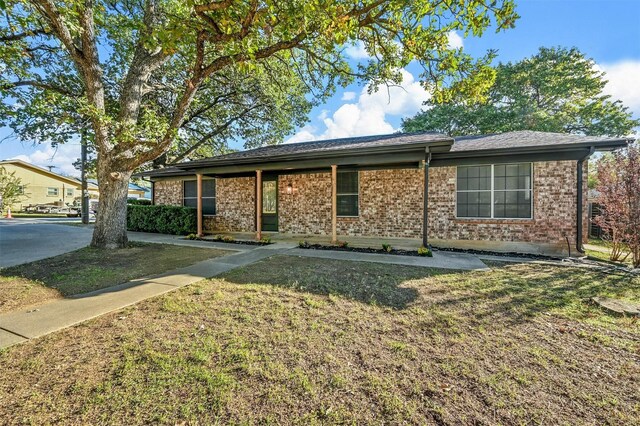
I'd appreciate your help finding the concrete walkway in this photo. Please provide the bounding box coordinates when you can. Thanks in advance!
[0,239,486,350]
[0,244,292,349]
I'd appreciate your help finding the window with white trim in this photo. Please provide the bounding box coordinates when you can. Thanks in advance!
[47,187,59,196]
[183,179,216,215]
[456,163,532,219]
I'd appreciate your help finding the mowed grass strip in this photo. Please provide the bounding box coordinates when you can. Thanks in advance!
[0,256,638,425]
[0,242,230,313]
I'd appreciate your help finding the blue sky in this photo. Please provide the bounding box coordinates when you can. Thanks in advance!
[2,0,639,176]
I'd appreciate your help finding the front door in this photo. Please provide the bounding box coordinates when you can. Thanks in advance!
[261,175,278,231]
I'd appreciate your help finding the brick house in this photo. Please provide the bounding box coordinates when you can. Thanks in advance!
[140,130,631,256]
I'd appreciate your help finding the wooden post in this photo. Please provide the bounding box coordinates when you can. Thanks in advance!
[256,170,262,240]
[196,174,203,237]
[331,164,337,243]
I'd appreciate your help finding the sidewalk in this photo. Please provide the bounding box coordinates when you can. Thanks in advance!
[0,241,486,350]
[0,244,291,349]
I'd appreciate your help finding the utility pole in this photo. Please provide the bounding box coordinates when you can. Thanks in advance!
[81,132,89,224]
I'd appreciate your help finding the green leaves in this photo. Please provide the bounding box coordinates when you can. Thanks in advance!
[403,46,639,137]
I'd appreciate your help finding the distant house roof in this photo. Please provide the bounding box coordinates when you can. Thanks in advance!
[137,130,632,178]
[0,159,99,189]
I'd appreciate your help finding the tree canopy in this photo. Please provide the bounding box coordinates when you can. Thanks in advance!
[402,47,639,136]
[0,0,518,247]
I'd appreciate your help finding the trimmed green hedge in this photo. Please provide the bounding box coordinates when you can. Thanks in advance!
[127,205,197,235]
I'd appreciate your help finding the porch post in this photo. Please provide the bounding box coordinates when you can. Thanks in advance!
[422,149,431,247]
[196,173,203,237]
[331,164,337,243]
[256,169,262,240]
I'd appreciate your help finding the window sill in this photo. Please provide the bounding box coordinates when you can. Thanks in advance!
[337,215,359,220]
[454,218,535,225]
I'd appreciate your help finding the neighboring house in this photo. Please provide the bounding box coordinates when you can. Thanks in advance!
[0,159,98,211]
[139,131,631,256]
[86,179,151,199]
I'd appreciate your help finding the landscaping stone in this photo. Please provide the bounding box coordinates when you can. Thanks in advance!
[592,297,640,316]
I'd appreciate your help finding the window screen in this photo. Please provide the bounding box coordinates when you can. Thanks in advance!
[183,179,216,215]
[337,171,358,216]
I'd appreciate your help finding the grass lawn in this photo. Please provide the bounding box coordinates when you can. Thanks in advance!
[0,242,230,314]
[0,256,638,424]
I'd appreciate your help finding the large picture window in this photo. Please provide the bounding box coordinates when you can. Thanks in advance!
[337,171,358,216]
[456,163,532,219]
[183,179,216,215]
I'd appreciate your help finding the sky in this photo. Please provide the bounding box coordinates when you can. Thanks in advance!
[1,0,639,177]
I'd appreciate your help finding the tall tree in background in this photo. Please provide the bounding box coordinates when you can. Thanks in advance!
[0,166,25,212]
[0,0,518,248]
[402,47,639,136]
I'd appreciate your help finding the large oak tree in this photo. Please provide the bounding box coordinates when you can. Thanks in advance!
[1,0,518,248]
[402,47,639,136]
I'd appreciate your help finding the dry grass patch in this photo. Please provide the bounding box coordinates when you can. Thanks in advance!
[0,256,638,425]
[0,242,230,313]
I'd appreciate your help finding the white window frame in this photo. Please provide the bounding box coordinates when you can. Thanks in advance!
[455,163,533,220]
[66,188,75,197]
[47,187,59,197]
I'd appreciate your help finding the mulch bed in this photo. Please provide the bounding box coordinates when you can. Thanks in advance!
[298,242,431,257]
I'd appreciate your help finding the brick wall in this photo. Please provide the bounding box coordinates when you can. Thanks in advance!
[154,180,182,205]
[427,160,588,253]
[205,177,255,232]
[336,168,424,238]
[279,173,332,234]
[151,161,588,254]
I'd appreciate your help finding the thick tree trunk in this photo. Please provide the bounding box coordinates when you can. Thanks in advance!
[91,161,132,249]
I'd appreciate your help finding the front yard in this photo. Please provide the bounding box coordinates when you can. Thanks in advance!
[0,242,230,314]
[0,255,638,424]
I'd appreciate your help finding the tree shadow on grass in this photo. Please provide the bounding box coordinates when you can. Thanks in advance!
[220,255,458,309]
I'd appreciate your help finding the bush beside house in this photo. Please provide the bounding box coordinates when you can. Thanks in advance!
[127,205,197,235]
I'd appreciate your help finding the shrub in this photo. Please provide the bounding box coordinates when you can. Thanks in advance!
[127,198,152,205]
[418,246,433,257]
[222,235,235,243]
[127,205,197,235]
[186,233,199,240]
[336,240,349,248]
[382,243,392,253]
[298,240,310,248]
[260,236,272,244]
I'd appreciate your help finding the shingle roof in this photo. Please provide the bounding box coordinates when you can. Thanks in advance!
[183,131,451,166]
[451,130,629,152]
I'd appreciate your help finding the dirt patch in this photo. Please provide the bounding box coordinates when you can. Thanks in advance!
[0,257,638,424]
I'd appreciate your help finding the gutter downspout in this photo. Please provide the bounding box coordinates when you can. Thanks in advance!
[576,146,595,254]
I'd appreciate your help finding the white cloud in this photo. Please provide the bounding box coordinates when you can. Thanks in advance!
[447,31,464,49]
[341,91,356,101]
[344,40,370,60]
[597,60,640,117]
[286,68,430,143]
[10,143,81,177]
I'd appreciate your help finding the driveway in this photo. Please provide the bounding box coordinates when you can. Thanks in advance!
[0,219,93,268]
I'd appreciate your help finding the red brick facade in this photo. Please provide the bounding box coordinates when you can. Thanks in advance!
[152,160,587,255]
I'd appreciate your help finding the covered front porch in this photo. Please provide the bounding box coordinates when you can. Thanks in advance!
[180,136,455,247]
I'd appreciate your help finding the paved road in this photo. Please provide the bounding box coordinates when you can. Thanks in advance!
[0,219,93,267]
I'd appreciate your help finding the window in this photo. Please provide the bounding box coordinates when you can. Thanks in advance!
[66,188,75,197]
[337,171,358,216]
[456,163,532,219]
[183,179,216,215]
[47,187,59,196]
